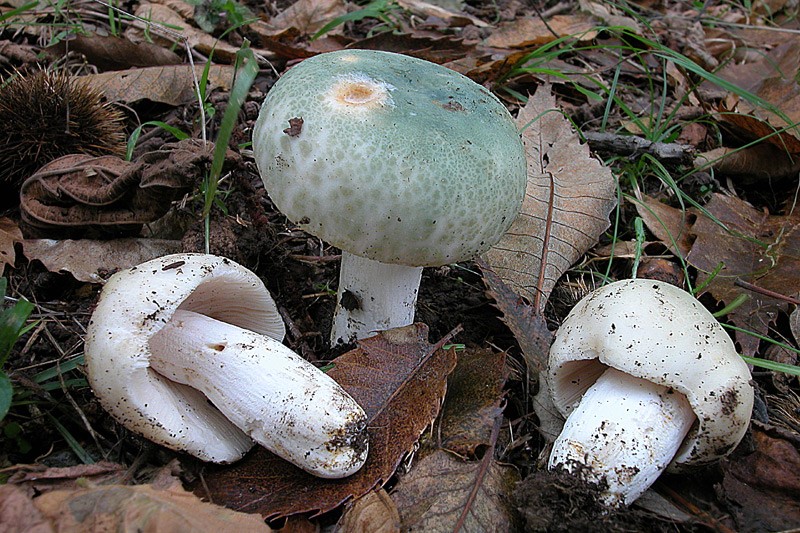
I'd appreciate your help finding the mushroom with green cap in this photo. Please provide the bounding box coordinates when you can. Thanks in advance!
[84,253,368,478]
[252,49,527,345]
[546,279,754,507]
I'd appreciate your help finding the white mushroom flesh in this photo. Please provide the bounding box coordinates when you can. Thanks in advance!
[331,251,423,345]
[149,309,369,478]
[549,367,696,507]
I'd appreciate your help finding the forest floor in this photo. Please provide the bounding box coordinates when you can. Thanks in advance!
[1,0,800,531]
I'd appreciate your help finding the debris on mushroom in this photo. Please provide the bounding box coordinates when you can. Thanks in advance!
[84,253,368,478]
[252,49,527,345]
[546,279,754,507]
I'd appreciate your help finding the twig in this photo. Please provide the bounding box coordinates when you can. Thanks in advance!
[734,278,800,305]
[582,131,694,166]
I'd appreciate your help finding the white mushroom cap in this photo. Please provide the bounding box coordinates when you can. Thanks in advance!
[252,49,527,268]
[548,279,754,471]
[85,253,286,463]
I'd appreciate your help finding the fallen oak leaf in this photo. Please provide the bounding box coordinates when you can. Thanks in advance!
[478,259,560,442]
[0,485,51,533]
[192,323,459,518]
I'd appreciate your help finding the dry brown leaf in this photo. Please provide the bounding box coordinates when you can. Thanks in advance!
[46,34,181,71]
[434,347,507,457]
[339,489,401,533]
[715,40,800,153]
[352,31,475,64]
[6,462,128,496]
[0,485,53,533]
[637,193,800,356]
[193,324,459,518]
[21,238,182,283]
[396,0,489,28]
[485,14,597,49]
[0,217,22,272]
[695,144,800,183]
[33,479,272,532]
[791,307,800,346]
[579,0,641,31]
[391,450,520,532]
[127,3,266,63]
[484,84,616,312]
[268,0,346,35]
[720,425,800,531]
[77,63,235,105]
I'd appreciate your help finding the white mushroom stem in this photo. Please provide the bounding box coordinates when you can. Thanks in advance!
[149,310,368,478]
[548,367,696,507]
[331,251,423,345]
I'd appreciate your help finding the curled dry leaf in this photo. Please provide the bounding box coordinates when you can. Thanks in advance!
[696,144,800,183]
[483,84,616,312]
[338,489,401,533]
[715,40,800,153]
[19,139,213,239]
[193,324,459,519]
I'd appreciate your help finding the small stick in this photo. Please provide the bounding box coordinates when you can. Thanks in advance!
[734,278,800,305]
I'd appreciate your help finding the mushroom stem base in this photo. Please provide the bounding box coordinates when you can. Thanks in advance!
[331,251,423,345]
[548,367,695,507]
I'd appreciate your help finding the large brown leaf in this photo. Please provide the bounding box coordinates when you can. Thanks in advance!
[193,324,458,518]
[433,347,508,457]
[391,450,520,532]
[32,477,272,532]
[47,33,181,71]
[715,40,800,153]
[720,425,800,531]
[77,64,236,105]
[638,193,800,355]
[479,260,559,440]
[484,85,616,312]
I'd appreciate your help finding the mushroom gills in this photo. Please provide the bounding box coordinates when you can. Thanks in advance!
[548,367,695,507]
[148,309,369,478]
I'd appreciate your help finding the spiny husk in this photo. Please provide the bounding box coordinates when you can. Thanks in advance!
[0,69,126,192]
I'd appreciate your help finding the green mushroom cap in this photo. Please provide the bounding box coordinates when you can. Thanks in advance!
[253,49,527,267]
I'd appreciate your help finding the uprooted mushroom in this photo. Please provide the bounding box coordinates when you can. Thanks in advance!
[83,253,368,478]
[546,279,754,507]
